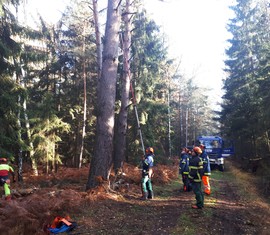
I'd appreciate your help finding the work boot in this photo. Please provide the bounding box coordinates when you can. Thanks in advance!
[5,195,12,201]
[148,190,154,199]
[140,192,148,200]
[192,205,202,209]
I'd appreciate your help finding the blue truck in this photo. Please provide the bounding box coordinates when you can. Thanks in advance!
[196,136,234,171]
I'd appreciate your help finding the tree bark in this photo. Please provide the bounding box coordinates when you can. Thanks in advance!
[92,0,102,79]
[113,0,132,174]
[18,66,38,176]
[76,23,88,169]
[86,0,121,189]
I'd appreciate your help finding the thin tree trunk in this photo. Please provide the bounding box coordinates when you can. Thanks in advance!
[168,82,171,158]
[86,0,121,190]
[179,87,183,148]
[113,0,132,174]
[92,0,102,79]
[79,24,88,168]
[24,98,38,175]
[185,108,188,147]
[18,66,38,176]
[265,131,270,153]
[17,95,24,181]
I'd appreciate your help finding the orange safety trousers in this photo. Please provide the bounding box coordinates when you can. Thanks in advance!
[202,175,211,195]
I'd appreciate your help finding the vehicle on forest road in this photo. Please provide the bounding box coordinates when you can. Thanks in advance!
[196,136,234,171]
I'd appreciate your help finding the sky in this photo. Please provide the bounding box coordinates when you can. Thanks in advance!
[144,0,235,105]
[23,0,235,106]
[21,0,69,25]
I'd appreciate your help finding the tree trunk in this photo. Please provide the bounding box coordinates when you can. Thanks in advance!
[17,95,24,181]
[79,26,88,168]
[86,0,121,190]
[92,0,102,79]
[113,0,132,174]
[18,66,38,176]
[168,84,171,158]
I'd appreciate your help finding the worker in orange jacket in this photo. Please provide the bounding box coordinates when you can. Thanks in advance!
[199,144,211,195]
[0,158,15,200]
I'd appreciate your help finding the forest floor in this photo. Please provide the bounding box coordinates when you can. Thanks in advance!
[0,159,270,235]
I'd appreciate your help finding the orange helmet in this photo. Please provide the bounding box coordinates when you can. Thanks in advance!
[193,147,202,155]
[146,147,154,154]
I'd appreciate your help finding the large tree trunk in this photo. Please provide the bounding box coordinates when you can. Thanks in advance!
[86,0,121,190]
[113,0,132,174]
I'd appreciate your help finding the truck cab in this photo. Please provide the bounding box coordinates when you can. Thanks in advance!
[196,136,234,171]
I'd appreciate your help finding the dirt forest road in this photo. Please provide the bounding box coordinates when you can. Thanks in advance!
[73,160,270,235]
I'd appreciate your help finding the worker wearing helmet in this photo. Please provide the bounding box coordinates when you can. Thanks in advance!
[179,147,191,192]
[0,158,15,201]
[199,144,211,195]
[189,147,204,209]
[141,147,154,200]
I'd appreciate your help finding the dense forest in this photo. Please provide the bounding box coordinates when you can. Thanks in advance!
[0,0,270,189]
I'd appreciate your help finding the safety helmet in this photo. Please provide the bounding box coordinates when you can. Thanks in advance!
[146,147,154,154]
[0,158,7,163]
[193,146,202,155]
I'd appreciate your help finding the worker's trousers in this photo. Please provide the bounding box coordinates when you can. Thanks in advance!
[0,176,11,197]
[191,181,204,208]
[182,174,191,192]
[141,175,153,193]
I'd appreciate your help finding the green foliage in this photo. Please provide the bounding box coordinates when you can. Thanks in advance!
[222,0,270,158]
[0,1,22,75]
[0,0,224,171]
[125,10,170,161]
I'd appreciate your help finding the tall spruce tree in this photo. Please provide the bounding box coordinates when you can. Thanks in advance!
[222,0,270,156]
[0,0,25,160]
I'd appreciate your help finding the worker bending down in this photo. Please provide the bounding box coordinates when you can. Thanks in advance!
[0,158,15,201]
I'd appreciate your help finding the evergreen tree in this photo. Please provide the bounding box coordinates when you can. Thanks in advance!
[0,0,24,158]
[126,10,169,161]
[222,0,270,156]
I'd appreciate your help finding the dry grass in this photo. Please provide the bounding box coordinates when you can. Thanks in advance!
[226,159,269,204]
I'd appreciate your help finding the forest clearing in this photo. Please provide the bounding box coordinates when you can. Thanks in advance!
[1,1,270,234]
[0,159,269,235]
